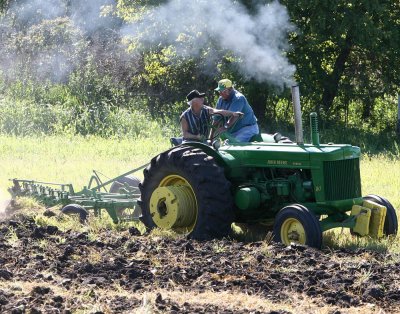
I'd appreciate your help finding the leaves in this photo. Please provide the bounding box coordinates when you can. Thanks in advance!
[283,0,400,117]
[0,0,399,136]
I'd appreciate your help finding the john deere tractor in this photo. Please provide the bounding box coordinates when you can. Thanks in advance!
[138,87,398,248]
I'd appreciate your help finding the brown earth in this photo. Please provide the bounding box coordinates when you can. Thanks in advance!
[0,208,400,313]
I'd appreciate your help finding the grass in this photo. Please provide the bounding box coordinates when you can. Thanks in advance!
[5,226,20,247]
[360,153,400,210]
[0,134,171,198]
[323,228,400,252]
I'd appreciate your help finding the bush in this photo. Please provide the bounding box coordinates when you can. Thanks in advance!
[0,97,179,138]
[0,98,68,136]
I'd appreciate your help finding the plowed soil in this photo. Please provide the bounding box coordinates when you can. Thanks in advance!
[1,208,400,313]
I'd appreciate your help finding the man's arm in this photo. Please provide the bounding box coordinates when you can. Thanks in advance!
[181,117,202,140]
[208,107,243,118]
[207,107,244,140]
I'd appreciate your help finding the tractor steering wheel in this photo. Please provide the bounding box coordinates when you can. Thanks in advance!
[208,112,241,142]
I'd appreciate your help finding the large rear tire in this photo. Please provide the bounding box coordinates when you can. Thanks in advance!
[363,194,398,236]
[138,146,234,240]
[273,204,322,249]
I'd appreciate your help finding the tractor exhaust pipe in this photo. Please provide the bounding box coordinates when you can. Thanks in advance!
[310,112,320,146]
[291,85,303,145]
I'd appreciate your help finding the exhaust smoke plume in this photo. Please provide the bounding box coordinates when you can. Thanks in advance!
[122,0,296,87]
[0,0,296,87]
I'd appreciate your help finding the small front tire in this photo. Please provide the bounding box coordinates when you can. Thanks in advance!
[273,204,322,249]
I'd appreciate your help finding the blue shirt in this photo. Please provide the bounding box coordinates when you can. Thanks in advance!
[215,89,257,133]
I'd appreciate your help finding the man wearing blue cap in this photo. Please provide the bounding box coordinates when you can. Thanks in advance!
[180,89,242,142]
[214,79,259,142]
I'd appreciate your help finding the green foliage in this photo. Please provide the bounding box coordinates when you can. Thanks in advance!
[0,0,10,14]
[116,0,169,22]
[268,92,400,155]
[0,97,68,136]
[5,227,20,247]
[318,96,400,155]
[0,0,399,154]
[0,96,178,138]
[321,127,400,156]
[115,44,222,122]
[282,0,400,118]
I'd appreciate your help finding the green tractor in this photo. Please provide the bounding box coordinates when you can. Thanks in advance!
[139,87,398,248]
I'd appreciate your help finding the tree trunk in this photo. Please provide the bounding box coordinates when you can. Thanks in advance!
[362,100,373,120]
[245,83,269,126]
[321,34,353,114]
[252,98,267,126]
[397,95,400,137]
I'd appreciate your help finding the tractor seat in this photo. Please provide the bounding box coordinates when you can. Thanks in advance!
[250,132,263,142]
[170,137,183,146]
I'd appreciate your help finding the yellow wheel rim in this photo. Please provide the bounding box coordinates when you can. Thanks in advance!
[280,218,306,245]
[149,175,198,233]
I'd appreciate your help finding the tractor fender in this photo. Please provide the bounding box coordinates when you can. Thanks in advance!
[174,142,234,170]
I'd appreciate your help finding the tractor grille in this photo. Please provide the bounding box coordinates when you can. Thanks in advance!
[323,158,361,201]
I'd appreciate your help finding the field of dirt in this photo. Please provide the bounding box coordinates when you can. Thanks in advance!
[1,207,400,313]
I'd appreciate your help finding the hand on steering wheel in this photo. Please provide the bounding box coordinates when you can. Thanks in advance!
[208,112,243,142]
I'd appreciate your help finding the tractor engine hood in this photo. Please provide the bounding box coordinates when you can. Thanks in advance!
[218,143,361,170]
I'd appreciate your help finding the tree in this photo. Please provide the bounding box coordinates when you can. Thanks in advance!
[282,0,400,118]
[115,0,296,123]
[0,0,13,14]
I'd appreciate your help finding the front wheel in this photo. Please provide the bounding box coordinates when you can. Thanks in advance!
[138,146,234,239]
[363,194,398,236]
[273,204,322,249]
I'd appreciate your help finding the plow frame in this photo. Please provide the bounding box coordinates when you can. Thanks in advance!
[8,164,148,223]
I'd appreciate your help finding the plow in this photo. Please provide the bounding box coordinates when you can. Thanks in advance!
[8,166,146,224]
[8,86,398,248]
